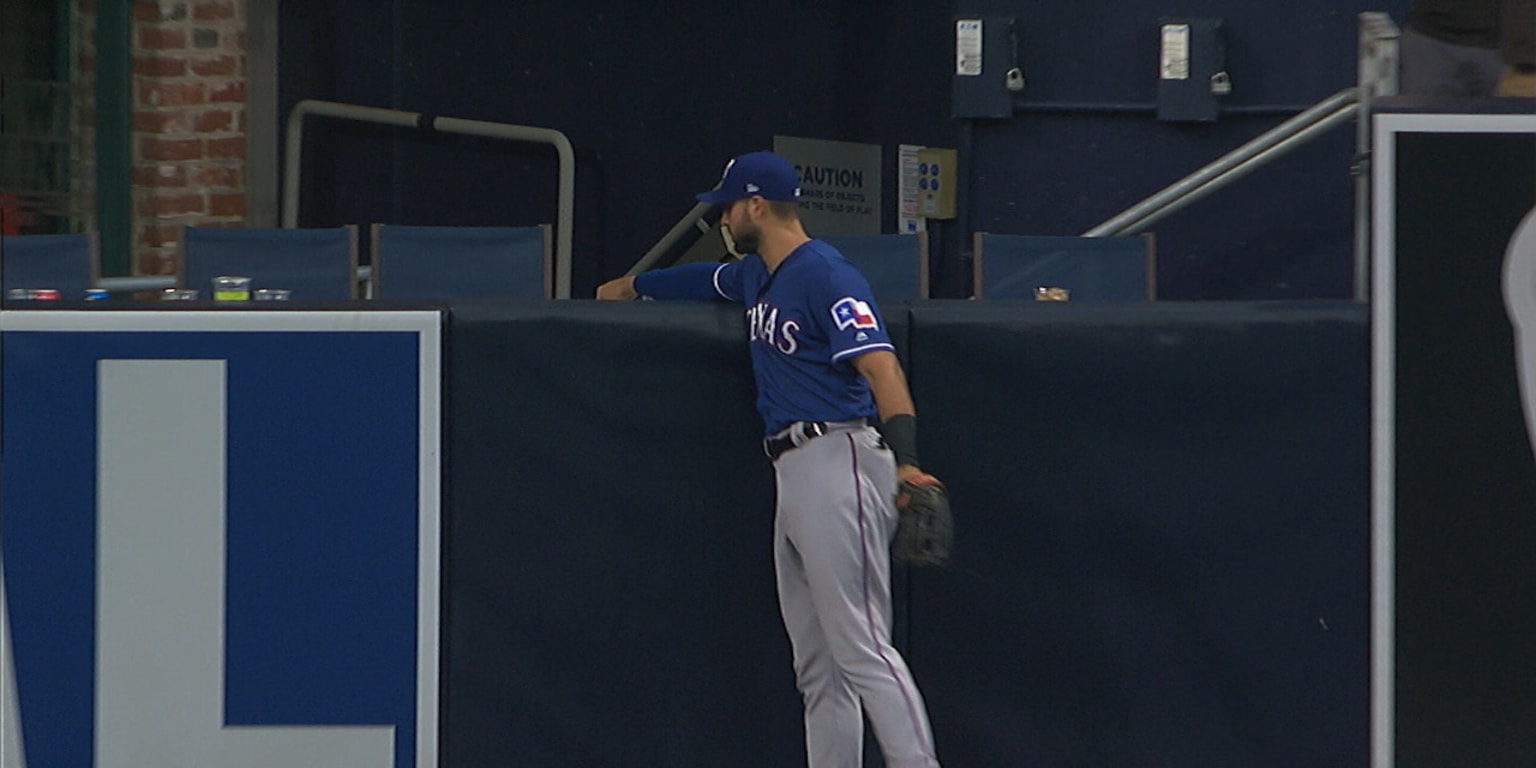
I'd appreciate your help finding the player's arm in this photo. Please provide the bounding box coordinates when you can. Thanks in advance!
[853,349,915,421]
[595,262,737,301]
[852,349,939,486]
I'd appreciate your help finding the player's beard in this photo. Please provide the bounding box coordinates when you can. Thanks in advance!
[724,222,761,256]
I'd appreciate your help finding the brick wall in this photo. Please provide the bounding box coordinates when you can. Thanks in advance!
[127,0,247,276]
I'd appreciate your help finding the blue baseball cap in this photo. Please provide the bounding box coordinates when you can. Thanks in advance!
[695,151,801,204]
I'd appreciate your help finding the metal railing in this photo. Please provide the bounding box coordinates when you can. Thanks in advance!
[629,201,716,276]
[97,271,368,294]
[1083,12,1398,302]
[103,101,579,296]
[97,274,175,292]
[631,15,1400,303]
[105,18,1401,301]
[280,100,576,298]
[1087,14,1400,302]
[1081,87,1361,238]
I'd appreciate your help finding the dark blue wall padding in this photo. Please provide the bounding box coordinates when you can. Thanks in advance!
[443,300,1369,768]
[445,301,798,768]
[905,301,1369,767]
[1387,129,1536,768]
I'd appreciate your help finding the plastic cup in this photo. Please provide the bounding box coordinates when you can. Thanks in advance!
[212,276,252,301]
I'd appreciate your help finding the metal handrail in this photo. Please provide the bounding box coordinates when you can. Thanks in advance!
[620,16,1401,302]
[636,90,1363,295]
[627,201,715,276]
[98,267,374,295]
[1087,95,1362,237]
[98,274,175,292]
[280,100,577,298]
[1086,13,1399,303]
[1083,87,1360,237]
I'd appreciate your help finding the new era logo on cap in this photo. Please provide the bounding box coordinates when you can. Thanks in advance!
[696,151,801,204]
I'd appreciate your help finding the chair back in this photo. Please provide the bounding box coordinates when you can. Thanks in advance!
[181,226,358,300]
[818,233,929,302]
[1,233,99,297]
[371,224,551,300]
[973,232,1156,301]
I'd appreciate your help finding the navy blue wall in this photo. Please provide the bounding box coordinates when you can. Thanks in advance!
[444,301,1370,767]
[279,1,1407,297]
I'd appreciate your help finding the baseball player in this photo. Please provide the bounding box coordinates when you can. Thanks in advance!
[596,150,944,768]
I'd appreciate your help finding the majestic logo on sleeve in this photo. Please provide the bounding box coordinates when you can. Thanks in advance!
[831,297,879,331]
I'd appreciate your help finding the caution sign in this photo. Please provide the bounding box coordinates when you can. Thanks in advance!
[774,135,882,235]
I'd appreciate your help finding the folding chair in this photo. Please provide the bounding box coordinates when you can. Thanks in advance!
[371,224,551,300]
[973,232,1156,301]
[1,233,99,297]
[180,225,359,301]
[819,233,929,302]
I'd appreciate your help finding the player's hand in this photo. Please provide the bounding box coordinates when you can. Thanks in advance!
[595,276,638,300]
[892,468,952,566]
[897,464,939,487]
[895,466,942,511]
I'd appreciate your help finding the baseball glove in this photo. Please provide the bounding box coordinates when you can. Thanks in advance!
[893,480,953,567]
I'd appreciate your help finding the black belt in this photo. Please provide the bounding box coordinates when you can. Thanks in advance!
[763,418,874,461]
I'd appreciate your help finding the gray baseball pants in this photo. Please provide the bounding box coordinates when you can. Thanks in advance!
[772,421,940,768]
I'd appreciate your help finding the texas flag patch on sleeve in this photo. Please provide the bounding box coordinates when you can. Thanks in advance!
[831,297,880,330]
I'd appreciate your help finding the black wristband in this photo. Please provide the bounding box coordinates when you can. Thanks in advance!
[878,413,920,468]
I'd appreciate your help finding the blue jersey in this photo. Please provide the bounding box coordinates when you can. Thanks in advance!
[635,240,894,435]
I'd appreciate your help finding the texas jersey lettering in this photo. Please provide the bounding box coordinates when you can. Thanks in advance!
[747,302,801,355]
[711,240,894,435]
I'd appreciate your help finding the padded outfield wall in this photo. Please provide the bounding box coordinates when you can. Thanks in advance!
[0,301,1369,768]
[7,299,1466,767]
[444,300,1370,767]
